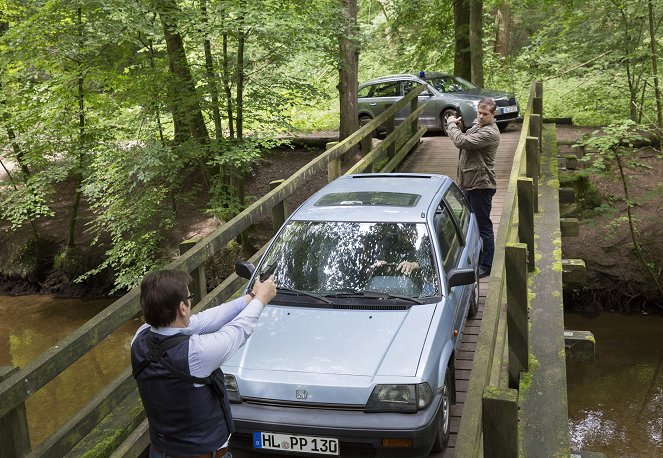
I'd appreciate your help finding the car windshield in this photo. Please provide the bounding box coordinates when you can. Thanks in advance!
[427,75,476,93]
[260,221,439,299]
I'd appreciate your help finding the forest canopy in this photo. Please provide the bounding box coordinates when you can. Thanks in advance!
[1,0,661,291]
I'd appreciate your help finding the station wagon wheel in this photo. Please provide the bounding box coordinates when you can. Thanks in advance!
[498,122,510,132]
[467,271,479,318]
[441,108,465,135]
[359,115,377,138]
[431,369,452,452]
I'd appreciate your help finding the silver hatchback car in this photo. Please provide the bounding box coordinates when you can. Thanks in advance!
[225,174,481,457]
[358,72,519,135]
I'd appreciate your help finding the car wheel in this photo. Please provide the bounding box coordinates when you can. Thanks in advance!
[431,369,452,452]
[441,108,466,135]
[498,122,509,132]
[359,115,377,138]
[468,271,479,318]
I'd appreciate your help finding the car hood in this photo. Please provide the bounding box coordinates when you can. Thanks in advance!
[454,88,514,101]
[222,302,437,403]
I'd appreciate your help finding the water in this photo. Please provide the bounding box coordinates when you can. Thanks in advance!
[566,311,663,458]
[0,294,141,447]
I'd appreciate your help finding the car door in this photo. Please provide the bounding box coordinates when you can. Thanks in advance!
[360,80,401,123]
[433,203,466,341]
[400,79,436,128]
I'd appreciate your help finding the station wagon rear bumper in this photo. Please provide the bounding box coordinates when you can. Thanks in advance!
[229,393,444,457]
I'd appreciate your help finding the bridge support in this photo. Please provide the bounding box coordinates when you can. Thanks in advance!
[482,386,518,458]
[179,239,207,304]
[517,178,535,271]
[0,367,31,458]
[564,330,596,361]
[506,243,529,389]
[269,180,287,232]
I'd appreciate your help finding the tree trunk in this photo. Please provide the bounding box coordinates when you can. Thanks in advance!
[222,33,235,139]
[338,0,359,143]
[68,7,85,248]
[494,3,511,57]
[469,0,483,87]
[157,0,209,144]
[648,0,663,135]
[201,0,223,141]
[453,0,472,81]
[236,0,246,140]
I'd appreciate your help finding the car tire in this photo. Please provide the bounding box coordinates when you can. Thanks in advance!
[498,122,509,132]
[431,368,452,452]
[441,108,465,136]
[468,271,479,318]
[359,115,378,138]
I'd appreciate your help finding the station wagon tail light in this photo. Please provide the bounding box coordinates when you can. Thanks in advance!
[365,383,433,413]
[223,374,241,403]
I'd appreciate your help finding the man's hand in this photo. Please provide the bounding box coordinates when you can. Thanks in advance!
[447,115,462,127]
[252,275,276,304]
[397,261,420,276]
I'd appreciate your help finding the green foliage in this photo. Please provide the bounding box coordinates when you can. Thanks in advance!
[0,238,39,279]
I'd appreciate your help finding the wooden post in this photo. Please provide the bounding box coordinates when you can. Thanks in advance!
[269,179,286,234]
[560,218,580,237]
[384,116,396,162]
[482,386,518,458]
[410,92,418,137]
[535,80,543,98]
[179,239,206,304]
[529,114,542,175]
[525,136,539,212]
[360,135,372,156]
[506,243,529,389]
[532,96,543,116]
[326,141,341,182]
[0,367,31,457]
[517,178,535,271]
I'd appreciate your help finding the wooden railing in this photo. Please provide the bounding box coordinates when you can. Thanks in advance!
[454,80,546,457]
[0,85,428,458]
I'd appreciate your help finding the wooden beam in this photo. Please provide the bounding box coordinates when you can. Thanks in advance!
[559,187,576,204]
[517,178,535,271]
[564,330,596,362]
[560,218,579,237]
[0,367,30,458]
[562,259,586,285]
[505,243,529,389]
[482,386,518,457]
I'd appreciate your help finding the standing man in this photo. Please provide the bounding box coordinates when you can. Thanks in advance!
[446,97,500,278]
[131,269,276,458]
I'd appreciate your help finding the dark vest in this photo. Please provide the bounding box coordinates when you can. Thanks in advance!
[131,329,234,455]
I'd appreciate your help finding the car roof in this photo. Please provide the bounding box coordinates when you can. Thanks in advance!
[291,173,452,223]
[359,72,452,86]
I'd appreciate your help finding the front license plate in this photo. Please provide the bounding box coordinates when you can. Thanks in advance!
[501,105,518,114]
[253,431,339,455]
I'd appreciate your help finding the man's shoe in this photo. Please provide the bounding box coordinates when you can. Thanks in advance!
[478,267,491,278]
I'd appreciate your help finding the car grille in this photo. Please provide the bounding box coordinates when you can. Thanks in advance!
[496,112,520,121]
[495,97,517,107]
[231,432,378,457]
[242,397,365,410]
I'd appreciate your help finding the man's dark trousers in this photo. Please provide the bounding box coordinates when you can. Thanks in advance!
[466,188,496,272]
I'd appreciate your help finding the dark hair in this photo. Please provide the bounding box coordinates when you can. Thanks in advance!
[478,97,497,114]
[140,270,191,327]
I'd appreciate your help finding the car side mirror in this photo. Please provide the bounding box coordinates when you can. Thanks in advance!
[235,261,256,279]
[447,268,475,289]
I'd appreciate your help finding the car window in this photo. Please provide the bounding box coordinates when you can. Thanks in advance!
[373,81,400,97]
[260,221,439,299]
[434,205,461,272]
[358,85,373,98]
[427,76,476,93]
[401,80,418,96]
[444,185,471,239]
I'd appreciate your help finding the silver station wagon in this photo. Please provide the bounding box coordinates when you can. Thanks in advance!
[358,72,520,135]
[225,174,481,457]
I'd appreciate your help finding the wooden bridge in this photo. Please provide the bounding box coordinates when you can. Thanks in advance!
[0,82,589,457]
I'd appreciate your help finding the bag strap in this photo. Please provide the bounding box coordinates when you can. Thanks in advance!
[132,332,210,385]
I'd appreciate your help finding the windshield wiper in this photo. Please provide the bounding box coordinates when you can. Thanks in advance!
[276,287,334,304]
[324,290,424,305]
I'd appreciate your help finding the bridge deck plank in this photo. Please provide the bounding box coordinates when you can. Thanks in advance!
[401,126,520,457]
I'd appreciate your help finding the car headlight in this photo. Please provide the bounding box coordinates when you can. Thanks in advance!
[365,383,433,413]
[223,374,241,403]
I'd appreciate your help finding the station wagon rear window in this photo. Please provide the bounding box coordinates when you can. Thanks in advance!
[315,192,421,207]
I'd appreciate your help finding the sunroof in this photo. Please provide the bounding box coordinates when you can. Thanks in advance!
[315,191,421,207]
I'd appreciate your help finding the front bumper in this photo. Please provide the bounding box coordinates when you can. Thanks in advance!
[229,394,444,457]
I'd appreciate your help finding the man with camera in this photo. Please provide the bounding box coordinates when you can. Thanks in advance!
[131,269,276,458]
[446,97,501,279]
